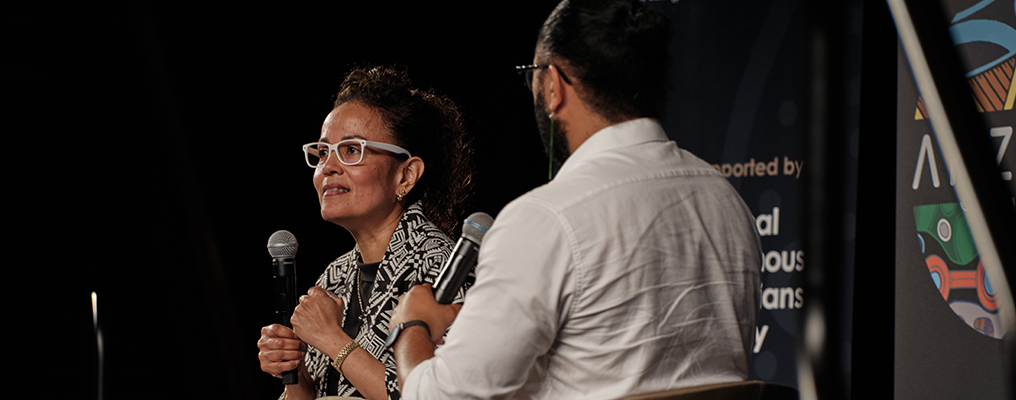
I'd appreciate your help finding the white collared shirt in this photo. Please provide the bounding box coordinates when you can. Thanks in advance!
[403,118,762,399]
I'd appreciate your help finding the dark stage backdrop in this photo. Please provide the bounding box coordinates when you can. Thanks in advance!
[8,1,858,399]
[894,0,1016,399]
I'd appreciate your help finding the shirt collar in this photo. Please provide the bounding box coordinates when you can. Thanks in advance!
[556,118,668,177]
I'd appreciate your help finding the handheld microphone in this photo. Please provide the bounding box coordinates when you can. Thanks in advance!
[267,230,299,385]
[433,212,494,304]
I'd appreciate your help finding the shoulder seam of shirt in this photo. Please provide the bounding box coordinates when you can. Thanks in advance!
[552,164,725,211]
[513,195,586,318]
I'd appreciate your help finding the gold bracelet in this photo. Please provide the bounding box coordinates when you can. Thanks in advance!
[331,339,360,374]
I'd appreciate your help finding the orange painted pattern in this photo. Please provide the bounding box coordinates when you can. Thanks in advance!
[915,56,1015,119]
[949,270,977,289]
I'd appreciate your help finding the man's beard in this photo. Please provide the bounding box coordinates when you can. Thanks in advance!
[534,87,571,166]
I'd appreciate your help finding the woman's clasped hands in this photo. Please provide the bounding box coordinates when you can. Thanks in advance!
[257,286,346,378]
[291,286,348,350]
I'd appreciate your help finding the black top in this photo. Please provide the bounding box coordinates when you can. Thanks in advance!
[325,260,380,396]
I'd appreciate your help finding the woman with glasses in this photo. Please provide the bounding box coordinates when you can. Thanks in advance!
[257,66,473,400]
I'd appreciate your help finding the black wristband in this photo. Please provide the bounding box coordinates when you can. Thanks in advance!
[385,320,431,348]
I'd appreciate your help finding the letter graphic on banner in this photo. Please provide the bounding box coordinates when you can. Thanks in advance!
[913,134,942,190]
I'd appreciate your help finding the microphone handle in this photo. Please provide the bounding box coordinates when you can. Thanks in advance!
[433,239,479,304]
[273,258,300,385]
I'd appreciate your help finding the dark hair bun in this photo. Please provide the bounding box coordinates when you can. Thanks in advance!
[539,0,670,122]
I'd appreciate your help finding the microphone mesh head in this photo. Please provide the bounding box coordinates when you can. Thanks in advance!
[267,230,299,258]
[462,212,494,244]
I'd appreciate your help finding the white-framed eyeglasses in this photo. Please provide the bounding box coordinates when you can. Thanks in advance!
[302,139,412,168]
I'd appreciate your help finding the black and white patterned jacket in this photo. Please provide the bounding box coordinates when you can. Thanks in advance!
[295,202,470,399]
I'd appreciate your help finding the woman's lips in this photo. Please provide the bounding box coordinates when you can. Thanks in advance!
[322,182,350,196]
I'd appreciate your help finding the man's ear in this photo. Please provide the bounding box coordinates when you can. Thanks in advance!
[542,65,567,114]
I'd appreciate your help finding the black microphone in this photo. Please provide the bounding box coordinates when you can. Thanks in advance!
[267,230,299,385]
[432,212,494,304]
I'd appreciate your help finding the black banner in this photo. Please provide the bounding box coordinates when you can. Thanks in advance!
[894,0,1016,398]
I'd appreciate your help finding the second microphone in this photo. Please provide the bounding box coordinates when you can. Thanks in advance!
[432,212,494,304]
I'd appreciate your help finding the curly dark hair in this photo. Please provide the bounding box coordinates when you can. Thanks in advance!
[333,66,473,238]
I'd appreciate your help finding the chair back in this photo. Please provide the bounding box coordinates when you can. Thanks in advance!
[617,380,798,400]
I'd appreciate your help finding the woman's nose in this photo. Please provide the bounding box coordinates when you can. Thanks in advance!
[320,149,346,174]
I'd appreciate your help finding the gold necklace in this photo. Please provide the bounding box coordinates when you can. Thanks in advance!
[356,266,364,314]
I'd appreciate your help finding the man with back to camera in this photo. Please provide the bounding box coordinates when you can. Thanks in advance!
[387,0,762,398]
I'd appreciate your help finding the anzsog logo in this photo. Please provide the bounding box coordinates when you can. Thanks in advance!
[916,203,1003,338]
